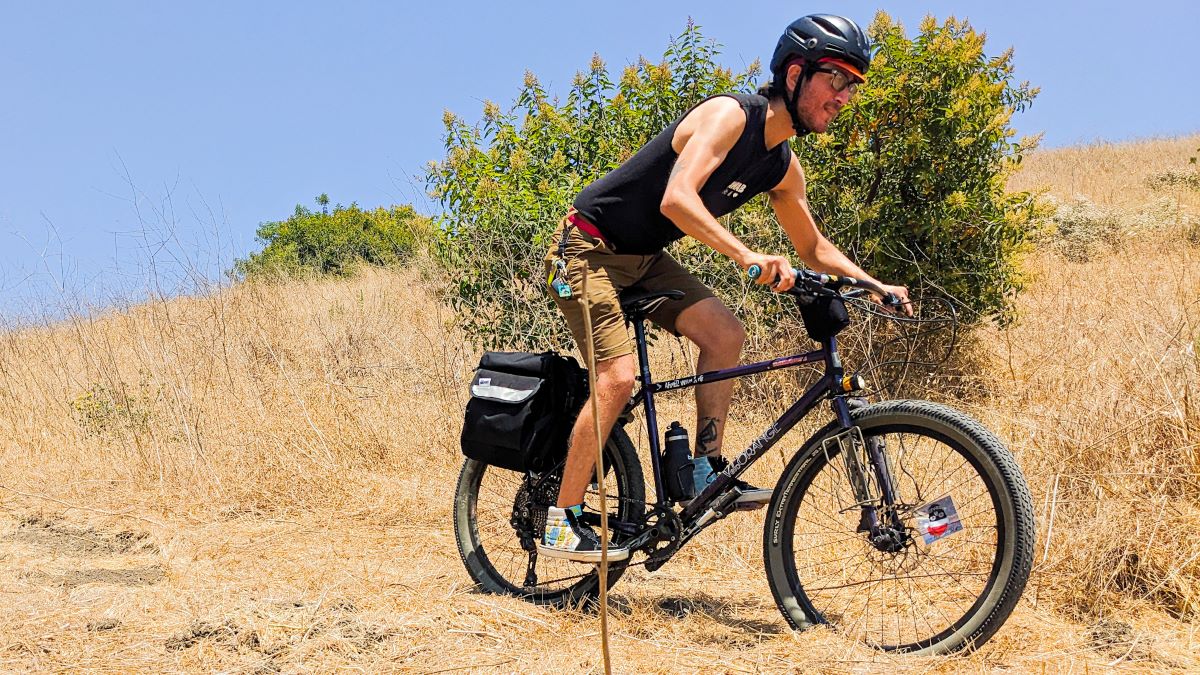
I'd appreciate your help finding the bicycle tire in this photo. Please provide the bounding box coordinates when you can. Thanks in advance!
[763,400,1034,654]
[453,426,645,606]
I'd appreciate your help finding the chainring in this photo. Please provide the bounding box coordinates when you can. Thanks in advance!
[641,505,684,571]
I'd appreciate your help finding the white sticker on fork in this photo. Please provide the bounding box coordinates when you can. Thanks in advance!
[915,494,963,545]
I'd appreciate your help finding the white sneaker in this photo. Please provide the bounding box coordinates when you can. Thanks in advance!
[537,505,629,563]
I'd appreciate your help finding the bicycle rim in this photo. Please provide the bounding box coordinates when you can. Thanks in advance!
[770,403,1027,652]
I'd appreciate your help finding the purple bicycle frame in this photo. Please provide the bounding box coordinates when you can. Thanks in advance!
[621,318,853,519]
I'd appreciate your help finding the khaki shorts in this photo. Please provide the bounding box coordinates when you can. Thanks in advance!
[544,216,715,363]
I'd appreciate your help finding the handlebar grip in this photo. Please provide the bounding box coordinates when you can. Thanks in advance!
[747,264,802,282]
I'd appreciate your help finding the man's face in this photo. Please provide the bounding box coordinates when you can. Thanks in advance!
[788,63,860,133]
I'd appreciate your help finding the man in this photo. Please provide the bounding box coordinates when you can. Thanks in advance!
[539,14,912,562]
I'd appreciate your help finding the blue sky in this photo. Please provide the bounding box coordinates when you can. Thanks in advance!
[2,1,1197,318]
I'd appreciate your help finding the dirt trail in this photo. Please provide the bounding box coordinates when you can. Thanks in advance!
[3,497,1191,673]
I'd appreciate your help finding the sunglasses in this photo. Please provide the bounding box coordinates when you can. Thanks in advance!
[814,67,862,96]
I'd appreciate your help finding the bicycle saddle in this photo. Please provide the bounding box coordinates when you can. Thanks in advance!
[619,288,684,319]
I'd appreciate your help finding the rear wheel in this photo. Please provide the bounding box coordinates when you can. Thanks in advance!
[454,426,645,606]
[763,400,1034,654]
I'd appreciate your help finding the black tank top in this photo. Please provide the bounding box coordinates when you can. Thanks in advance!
[572,92,792,255]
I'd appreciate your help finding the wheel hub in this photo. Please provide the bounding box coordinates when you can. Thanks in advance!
[868,525,910,553]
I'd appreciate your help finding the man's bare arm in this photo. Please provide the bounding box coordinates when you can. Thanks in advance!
[769,155,912,312]
[661,97,796,290]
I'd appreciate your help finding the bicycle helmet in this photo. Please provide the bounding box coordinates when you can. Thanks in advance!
[769,14,872,135]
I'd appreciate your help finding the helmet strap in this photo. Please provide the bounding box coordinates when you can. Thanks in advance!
[785,61,816,137]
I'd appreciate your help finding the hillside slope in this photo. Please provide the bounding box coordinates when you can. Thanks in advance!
[1,135,1197,671]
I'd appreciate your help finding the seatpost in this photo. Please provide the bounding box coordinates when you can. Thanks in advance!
[632,316,667,504]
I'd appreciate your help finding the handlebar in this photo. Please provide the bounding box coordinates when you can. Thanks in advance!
[747,264,902,309]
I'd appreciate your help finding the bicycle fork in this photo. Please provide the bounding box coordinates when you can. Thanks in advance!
[829,397,909,552]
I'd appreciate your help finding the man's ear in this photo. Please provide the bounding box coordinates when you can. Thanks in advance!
[786,62,805,95]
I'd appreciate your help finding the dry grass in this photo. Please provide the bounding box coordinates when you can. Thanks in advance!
[1009,133,1200,209]
[2,135,1199,671]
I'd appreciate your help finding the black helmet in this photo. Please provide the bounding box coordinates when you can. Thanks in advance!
[770,14,871,81]
[768,14,870,136]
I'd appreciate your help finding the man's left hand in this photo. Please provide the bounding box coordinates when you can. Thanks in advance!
[878,284,913,317]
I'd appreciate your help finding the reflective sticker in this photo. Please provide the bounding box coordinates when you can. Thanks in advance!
[470,383,536,402]
[915,494,963,545]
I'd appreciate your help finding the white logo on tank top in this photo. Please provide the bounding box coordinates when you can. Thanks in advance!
[723,180,747,198]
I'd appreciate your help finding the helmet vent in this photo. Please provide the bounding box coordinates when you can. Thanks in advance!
[810,16,842,38]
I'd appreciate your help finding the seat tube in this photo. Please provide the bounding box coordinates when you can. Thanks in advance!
[633,317,667,503]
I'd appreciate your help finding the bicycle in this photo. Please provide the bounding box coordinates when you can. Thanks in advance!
[453,267,1034,655]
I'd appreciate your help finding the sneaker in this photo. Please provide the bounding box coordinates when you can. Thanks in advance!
[537,505,629,563]
[705,454,772,506]
[677,455,716,506]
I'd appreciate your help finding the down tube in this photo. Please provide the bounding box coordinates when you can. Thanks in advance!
[682,379,831,521]
[719,380,831,480]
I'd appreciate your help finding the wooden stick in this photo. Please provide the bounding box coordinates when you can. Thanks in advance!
[579,263,612,675]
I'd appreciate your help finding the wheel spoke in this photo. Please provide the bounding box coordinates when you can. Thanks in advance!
[454,431,646,602]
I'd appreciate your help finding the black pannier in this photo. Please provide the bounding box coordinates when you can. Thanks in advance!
[460,351,588,472]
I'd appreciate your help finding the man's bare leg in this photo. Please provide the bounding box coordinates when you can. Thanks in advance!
[556,353,637,508]
[674,298,745,458]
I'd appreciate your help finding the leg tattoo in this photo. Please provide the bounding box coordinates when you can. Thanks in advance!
[696,416,720,457]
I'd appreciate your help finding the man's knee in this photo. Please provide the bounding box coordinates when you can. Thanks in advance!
[712,319,747,355]
[681,302,746,357]
[593,354,637,400]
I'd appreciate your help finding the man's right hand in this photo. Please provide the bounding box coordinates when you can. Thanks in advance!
[741,253,796,292]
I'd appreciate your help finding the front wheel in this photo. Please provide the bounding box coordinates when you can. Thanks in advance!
[763,400,1034,654]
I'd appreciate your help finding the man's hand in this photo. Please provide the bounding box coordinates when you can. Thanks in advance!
[742,253,796,292]
[877,283,913,317]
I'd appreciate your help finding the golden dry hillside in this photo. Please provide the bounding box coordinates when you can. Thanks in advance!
[1,134,1198,672]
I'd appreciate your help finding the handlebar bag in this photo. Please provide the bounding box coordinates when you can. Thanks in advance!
[797,294,850,342]
[461,351,587,472]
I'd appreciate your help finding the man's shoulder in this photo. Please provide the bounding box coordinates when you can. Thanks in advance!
[709,91,770,108]
[685,94,749,128]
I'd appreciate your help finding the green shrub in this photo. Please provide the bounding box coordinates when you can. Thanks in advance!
[1039,196,1197,261]
[71,381,155,437]
[427,14,1040,351]
[234,196,431,279]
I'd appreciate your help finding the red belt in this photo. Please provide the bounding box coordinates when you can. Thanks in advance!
[568,212,609,245]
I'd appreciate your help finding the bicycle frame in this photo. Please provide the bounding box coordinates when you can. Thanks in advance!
[620,314,894,544]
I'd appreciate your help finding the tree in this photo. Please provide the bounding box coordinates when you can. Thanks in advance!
[427,14,1040,351]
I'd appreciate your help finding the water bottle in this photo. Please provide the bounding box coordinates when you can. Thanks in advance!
[663,422,695,502]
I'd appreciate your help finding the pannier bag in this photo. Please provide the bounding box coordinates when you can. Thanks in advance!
[461,351,588,472]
